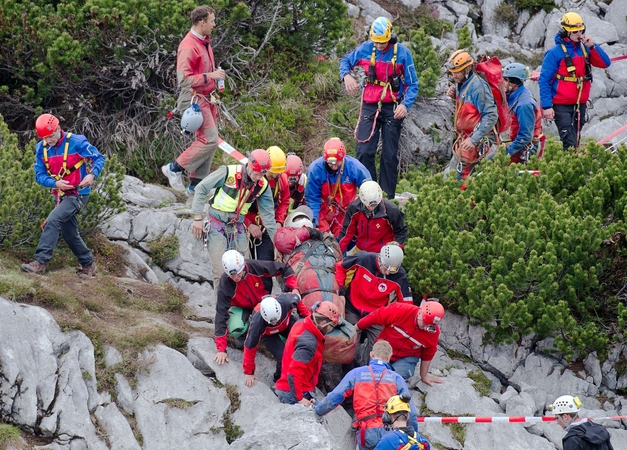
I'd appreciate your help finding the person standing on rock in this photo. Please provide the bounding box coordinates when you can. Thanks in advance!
[374,394,431,450]
[162,5,225,194]
[550,395,614,450]
[315,340,418,450]
[275,301,341,405]
[21,113,105,279]
[539,12,611,151]
[355,300,444,381]
[340,16,418,200]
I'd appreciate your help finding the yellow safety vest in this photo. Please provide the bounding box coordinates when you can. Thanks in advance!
[210,165,268,215]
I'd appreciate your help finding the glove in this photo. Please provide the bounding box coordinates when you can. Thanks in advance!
[339,285,346,297]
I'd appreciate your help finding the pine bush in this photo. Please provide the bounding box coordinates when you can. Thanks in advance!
[408,28,440,98]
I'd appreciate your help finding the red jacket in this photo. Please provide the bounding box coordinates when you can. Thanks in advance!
[338,199,407,253]
[245,173,291,227]
[356,303,439,362]
[275,317,325,401]
[214,260,298,352]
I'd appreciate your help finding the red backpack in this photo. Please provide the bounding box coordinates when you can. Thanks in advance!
[475,55,510,139]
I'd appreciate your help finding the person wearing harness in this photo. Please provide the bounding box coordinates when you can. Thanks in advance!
[375,394,431,450]
[340,17,418,200]
[356,300,444,381]
[539,12,611,151]
[338,180,407,255]
[315,340,418,450]
[242,294,310,387]
[549,395,614,450]
[337,245,412,365]
[503,63,544,164]
[190,149,277,285]
[214,250,299,365]
[275,301,341,405]
[21,114,105,278]
[162,6,226,194]
[444,50,498,180]
[245,146,290,267]
[305,138,371,237]
[286,153,307,211]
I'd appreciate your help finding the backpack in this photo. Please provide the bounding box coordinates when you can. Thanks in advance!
[475,55,510,137]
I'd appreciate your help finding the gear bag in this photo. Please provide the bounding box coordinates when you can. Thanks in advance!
[475,55,510,137]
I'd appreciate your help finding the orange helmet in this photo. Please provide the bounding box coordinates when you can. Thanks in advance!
[323,138,346,164]
[35,114,59,139]
[248,149,271,174]
[313,301,340,325]
[286,153,304,183]
[445,50,474,73]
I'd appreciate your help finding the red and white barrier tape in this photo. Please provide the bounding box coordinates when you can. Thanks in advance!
[218,137,248,164]
[597,123,627,146]
[418,415,627,424]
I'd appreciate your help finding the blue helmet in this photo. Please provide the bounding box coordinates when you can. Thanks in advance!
[370,17,392,43]
[503,63,529,82]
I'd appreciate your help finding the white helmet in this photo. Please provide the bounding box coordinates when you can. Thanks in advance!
[285,205,314,228]
[260,296,282,325]
[359,180,383,207]
[181,104,203,134]
[222,250,245,276]
[379,245,404,274]
[549,395,582,415]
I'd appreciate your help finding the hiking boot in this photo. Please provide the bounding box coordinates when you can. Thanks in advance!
[77,262,97,279]
[161,163,186,192]
[21,260,46,275]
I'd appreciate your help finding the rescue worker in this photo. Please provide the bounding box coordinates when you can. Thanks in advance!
[539,12,611,151]
[286,153,307,210]
[356,300,444,381]
[275,301,341,405]
[336,245,412,365]
[245,146,290,267]
[340,17,419,200]
[315,341,418,450]
[375,394,431,450]
[162,6,225,194]
[21,113,105,278]
[338,180,407,255]
[445,50,498,180]
[549,395,614,450]
[305,138,371,237]
[190,149,276,285]
[213,250,299,365]
[242,294,310,387]
[503,63,544,164]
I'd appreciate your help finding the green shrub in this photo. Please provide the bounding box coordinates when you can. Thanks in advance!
[513,0,555,12]
[495,2,518,27]
[147,235,179,268]
[456,26,473,53]
[408,28,441,98]
[0,423,21,448]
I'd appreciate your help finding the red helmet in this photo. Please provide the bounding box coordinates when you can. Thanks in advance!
[420,301,445,326]
[248,149,271,174]
[286,153,304,182]
[323,138,346,164]
[274,226,310,255]
[35,114,59,139]
[313,301,340,325]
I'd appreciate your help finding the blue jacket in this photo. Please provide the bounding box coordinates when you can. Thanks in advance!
[455,72,498,145]
[375,427,431,450]
[506,86,537,156]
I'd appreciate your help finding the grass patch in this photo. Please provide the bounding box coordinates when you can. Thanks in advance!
[450,423,466,445]
[467,369,492,397]
[0,423,21,448]
[160,398,198,409]
[218,384,243,444]
[147,234,179,268]
[446,349,473,363]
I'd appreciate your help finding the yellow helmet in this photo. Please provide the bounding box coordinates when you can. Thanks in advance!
[267,146,287,174]
[385,394,412,415]
[370,17,393,43]
[560,12,585,32]
[445,50,475,73]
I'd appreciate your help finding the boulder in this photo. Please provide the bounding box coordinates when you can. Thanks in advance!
[519,10,548,49]
[481,0,511,38]
[356,0,392,21]
[463,423,556,450]
[120,175,177,208]
[605,0,627,42]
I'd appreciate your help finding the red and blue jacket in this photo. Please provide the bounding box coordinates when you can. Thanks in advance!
[35,131,105,196]
[506,86,542,156]
[374,427,431,450]
[340,41,419,110]
[305,156,371,230]
[315,359,418,431]
[338,199,407,254]
[454,72,498,145]
[242,293,309,375]
[214,260,298,352]
[357,303,439,363]
[336,252,412,314]
[539,34,610,109]
[275,316,325,401]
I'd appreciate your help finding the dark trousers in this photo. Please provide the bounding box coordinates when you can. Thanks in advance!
[261,321,295,380]
[554,103,587,151]
[355,102,404,199]
[249,230,274,292]
[344,300,383,366]
[34,194,93,267]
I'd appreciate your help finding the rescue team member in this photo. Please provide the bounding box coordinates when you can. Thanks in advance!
[315,341,418,450]
[245,146,290,268]
[336,245,412,365]
[375,394,431,450]
[162,6,225,194]
[340,17,418,200]
[502,63,544,164]
[539,12,610,151]
[305,138,371,237]
[445,50,498,180]
[190,149,276,285]
[242,294,310,387]
[275,301,341,405]
[356,300,444,381]
[213,250,299,365]
[286,153,307,210]
[21,114,105,278]
[549,395,614,450]
[338,180,407,255]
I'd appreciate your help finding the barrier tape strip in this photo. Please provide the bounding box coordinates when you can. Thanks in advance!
[597,123,627,146]
[418,415,627,424]
[218,137,248,164]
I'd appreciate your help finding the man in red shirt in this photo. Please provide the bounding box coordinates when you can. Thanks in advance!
[356,301,444,382]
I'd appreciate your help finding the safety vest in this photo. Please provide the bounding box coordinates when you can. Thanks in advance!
[210,165,268,215]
